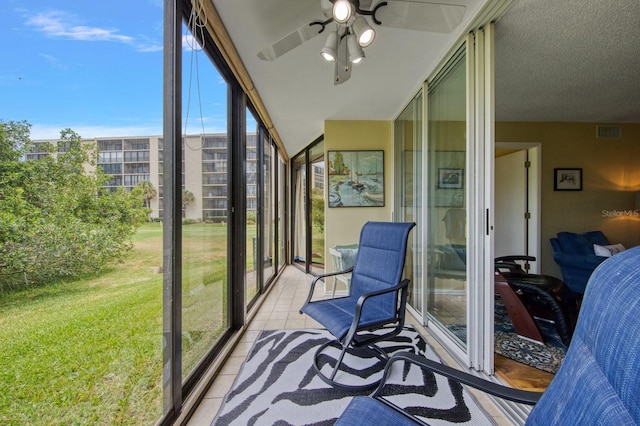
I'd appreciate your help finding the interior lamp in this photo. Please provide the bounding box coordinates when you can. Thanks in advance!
[321,30,338,61]
[352,16,375,47]
[332,0,354,24]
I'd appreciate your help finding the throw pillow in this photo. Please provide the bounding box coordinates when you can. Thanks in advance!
[593,243,626,257]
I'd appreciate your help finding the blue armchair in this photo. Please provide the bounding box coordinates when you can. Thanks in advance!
[300,221,415,391]
[549,231,609,295]
[336,245,640,425]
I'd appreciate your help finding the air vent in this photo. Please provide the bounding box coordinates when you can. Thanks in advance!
[596,125,622,139]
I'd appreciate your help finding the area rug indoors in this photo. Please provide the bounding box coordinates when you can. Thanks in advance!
[493,298,567,374]
[446,298,567,374]
[212,327,496,426]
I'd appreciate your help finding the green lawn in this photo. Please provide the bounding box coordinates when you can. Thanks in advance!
[0,221,316,424]
[0,222,235,425]
[0,223,164,425]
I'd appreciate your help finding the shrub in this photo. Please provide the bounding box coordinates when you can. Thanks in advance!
[246,211,256,225]
[0,121,147,291]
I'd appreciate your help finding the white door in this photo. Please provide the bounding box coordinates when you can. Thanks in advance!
[494,145,541,273]
[495,150,527,258]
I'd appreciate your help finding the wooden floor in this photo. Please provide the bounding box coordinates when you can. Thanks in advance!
[494,354,554,392]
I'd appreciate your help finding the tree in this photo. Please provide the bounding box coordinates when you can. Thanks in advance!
[0,119,29,165]
[310,187,325,232]
[137,180,157,221]
[0,120,148,291]
[182,189,195,216]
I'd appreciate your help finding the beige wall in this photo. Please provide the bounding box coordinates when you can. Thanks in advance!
[496,122,640,277]
[322,120,640,279]
[324,120,393,271]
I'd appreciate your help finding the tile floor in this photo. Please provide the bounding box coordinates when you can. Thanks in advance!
[187,266,514,426]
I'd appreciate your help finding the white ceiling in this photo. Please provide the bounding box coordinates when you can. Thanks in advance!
[211,0,640,156]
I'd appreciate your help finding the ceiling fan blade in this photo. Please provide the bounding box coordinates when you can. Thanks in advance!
[375,1,466,33]
[334,35,351,85]
[257,22,323,61]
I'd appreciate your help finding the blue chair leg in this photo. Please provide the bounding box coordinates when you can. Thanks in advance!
[312,339,389,391]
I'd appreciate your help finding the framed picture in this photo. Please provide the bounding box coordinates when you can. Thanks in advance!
[554,168,582,191]
[438,168,464,189]
[327,150,384,207]
[432,151,465,207]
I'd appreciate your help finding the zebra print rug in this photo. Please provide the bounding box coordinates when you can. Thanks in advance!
[212,327,495,426]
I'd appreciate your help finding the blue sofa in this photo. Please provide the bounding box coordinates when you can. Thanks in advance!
[549,231,609,295]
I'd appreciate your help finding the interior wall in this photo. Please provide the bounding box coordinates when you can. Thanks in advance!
[496,122,640,278]
[324,120,393,270]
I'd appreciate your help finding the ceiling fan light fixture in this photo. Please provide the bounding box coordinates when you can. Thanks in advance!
[347,33,364,63]
[320,30,338,62]
[332,0,354,24]
[352,16,375,47]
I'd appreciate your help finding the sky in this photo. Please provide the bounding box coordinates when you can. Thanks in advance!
[0,0,229,140]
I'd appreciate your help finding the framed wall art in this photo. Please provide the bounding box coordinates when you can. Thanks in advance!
[432,151,465,207]
[554,168,582,191]
[438,168,464,189]
[327,150,384,207]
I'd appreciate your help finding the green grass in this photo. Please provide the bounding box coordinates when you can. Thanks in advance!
[312,225,325,264]
[0,221,321,424]
[0,222,232,425]
[180,223,231,375]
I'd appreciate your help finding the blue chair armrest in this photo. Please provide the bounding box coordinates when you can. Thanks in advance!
[340,279,410,345]
[376,352,541,405]
[336,351,541,426]
[301,267,355,310]
[354,279,409,320]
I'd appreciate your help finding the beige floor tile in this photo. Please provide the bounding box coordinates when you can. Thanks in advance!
[268,310,288,320]
[247,319,267,330]
[219,356,245,375]
[187,397,222,426]
[240,329,260,343]
[284,318,306,329]
[265,319,287,329]
[230,341,253,357]
[204,374,235,398]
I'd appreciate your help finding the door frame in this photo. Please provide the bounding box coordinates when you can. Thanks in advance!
[495,142,542,273]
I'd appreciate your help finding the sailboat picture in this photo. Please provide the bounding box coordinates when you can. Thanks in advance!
[327,150,384,207]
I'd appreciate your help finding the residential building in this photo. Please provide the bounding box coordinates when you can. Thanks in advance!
[31,133,264,221]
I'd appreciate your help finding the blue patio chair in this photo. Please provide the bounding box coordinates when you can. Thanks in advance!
[300,221,416,390]
[336,245,640,425]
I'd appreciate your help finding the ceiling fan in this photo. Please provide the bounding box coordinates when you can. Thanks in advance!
[257,0,466,84]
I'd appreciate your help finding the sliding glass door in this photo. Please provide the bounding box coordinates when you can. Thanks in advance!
[395,24,498,373]
[394,93,424,315]
[309,142,325,275]
[426,48,468,347]
[292,154,307,268]
[291,137,325,275]
[262,137,275,285]
[246,108,259,308]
